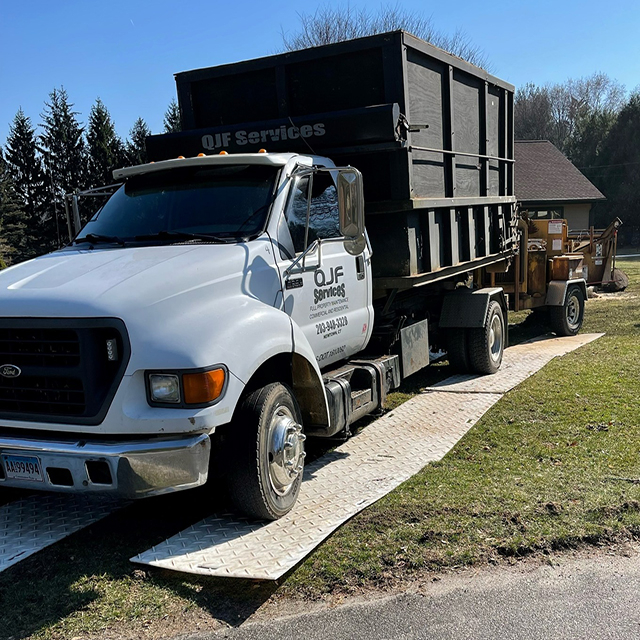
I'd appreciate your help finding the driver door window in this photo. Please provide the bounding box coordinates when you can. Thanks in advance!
[285,173,341,254]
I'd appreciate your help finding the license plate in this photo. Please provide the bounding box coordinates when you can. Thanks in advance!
[2,454,44,482]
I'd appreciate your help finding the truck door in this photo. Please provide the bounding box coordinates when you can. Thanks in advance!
[275,170,372,369]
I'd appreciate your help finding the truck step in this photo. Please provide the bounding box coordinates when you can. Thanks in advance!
[316,355,401,437]
[350,388,372,410]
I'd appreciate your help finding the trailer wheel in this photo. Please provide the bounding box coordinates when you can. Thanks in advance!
[467,301,505,374]
[446,329,470,372]
[225,382,305,520]
[549,285,584,336]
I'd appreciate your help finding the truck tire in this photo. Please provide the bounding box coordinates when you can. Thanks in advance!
[549,285,584,336]
[225,382,306,520]
[467,301,505,375]
[446,329,470,372]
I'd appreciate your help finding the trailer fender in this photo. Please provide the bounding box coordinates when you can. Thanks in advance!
[439,287,508,329]
[545,279,588,307]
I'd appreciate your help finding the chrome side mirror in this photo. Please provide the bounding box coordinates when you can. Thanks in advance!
[337,168,365,255]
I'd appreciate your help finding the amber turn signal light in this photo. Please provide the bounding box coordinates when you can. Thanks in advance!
[183,369,225,404]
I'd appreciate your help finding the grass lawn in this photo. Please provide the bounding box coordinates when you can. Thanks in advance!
[1,259,639,639]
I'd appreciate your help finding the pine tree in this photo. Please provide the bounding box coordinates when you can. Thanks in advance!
[5,108,49,258]
[39,87,87,244]
[163,99,182,133]
[86,98,125,187]
[589,93,640,231]
[126,117,151,165]
[0,147,28,264]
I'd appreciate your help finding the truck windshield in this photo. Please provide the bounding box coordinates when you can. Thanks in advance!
[77,164,278,243]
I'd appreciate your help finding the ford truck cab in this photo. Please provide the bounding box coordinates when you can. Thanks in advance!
[0,152,375,519]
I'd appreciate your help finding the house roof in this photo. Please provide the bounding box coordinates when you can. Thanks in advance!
[514,140,605,204]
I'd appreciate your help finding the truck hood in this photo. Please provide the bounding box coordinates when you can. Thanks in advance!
[0,241,279,318]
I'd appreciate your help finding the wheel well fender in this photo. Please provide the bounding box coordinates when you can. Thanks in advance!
[241,352,330,430]
[545,279,587,307]
[439,287,508,329]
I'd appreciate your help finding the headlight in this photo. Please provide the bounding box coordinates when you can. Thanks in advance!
[148,374,181,404]
[146,367,227,407]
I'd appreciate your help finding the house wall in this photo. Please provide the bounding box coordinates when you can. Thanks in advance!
[563,204,591,230]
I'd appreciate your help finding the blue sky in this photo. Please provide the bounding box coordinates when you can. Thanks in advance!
[1,0,639,146]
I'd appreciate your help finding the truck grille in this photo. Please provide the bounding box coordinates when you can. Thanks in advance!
[0,327,81,367]
[0,319,130,425]
[0,375,85,416]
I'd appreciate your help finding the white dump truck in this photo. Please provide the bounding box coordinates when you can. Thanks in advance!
[0,32,585,519]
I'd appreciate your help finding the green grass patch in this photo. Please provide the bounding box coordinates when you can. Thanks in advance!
[1,261,639,638]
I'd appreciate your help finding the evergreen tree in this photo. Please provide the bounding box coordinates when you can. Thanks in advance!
[0,147,28,264]
[163,99,182,133]
[86,98,125,187]
[126,117,151,165]
[588,93,640,232]
[39,87,87,244]
[5,108,49,258]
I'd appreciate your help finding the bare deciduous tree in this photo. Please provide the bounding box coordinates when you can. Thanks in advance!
[514,83,554,142]
[515,73,626,160]
[281,4,490,69]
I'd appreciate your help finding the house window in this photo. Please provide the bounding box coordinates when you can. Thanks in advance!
[526,207,565,220]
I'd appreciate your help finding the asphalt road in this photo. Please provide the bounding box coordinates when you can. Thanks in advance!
[192,551,640,640]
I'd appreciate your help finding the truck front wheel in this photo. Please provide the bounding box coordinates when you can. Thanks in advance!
[549,285,584,336]
[467,300,505,374]
[226,382,306,520]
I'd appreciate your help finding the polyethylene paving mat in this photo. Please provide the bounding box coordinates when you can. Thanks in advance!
[131,333,603,580]
[0,494,120,572]
[432,333,604,394]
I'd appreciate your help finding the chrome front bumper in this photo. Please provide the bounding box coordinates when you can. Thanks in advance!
[0,432,210,498]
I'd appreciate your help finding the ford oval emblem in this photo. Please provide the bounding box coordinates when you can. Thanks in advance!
[0,364,21,378]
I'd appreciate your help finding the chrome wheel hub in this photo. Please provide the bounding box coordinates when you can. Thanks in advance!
[489,313,503,362]
[268,406,306,496]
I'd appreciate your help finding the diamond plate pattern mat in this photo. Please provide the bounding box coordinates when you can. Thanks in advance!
[132,391,502,579]
[432,333,603,394]
[131,333,602,580]
[0,494,120,572]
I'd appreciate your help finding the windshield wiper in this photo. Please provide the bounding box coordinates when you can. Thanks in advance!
[134,230,241,244]
[74,233,125,246]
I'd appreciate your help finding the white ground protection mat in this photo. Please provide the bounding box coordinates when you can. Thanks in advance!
[131,333,603,580]
[0,494,120,573]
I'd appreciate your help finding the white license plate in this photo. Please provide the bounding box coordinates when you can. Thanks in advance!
[2,454,44,482]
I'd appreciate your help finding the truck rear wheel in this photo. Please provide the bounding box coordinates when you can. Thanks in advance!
[549,285,584,336]
[467,301,505,375]
[225,382,306,520]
